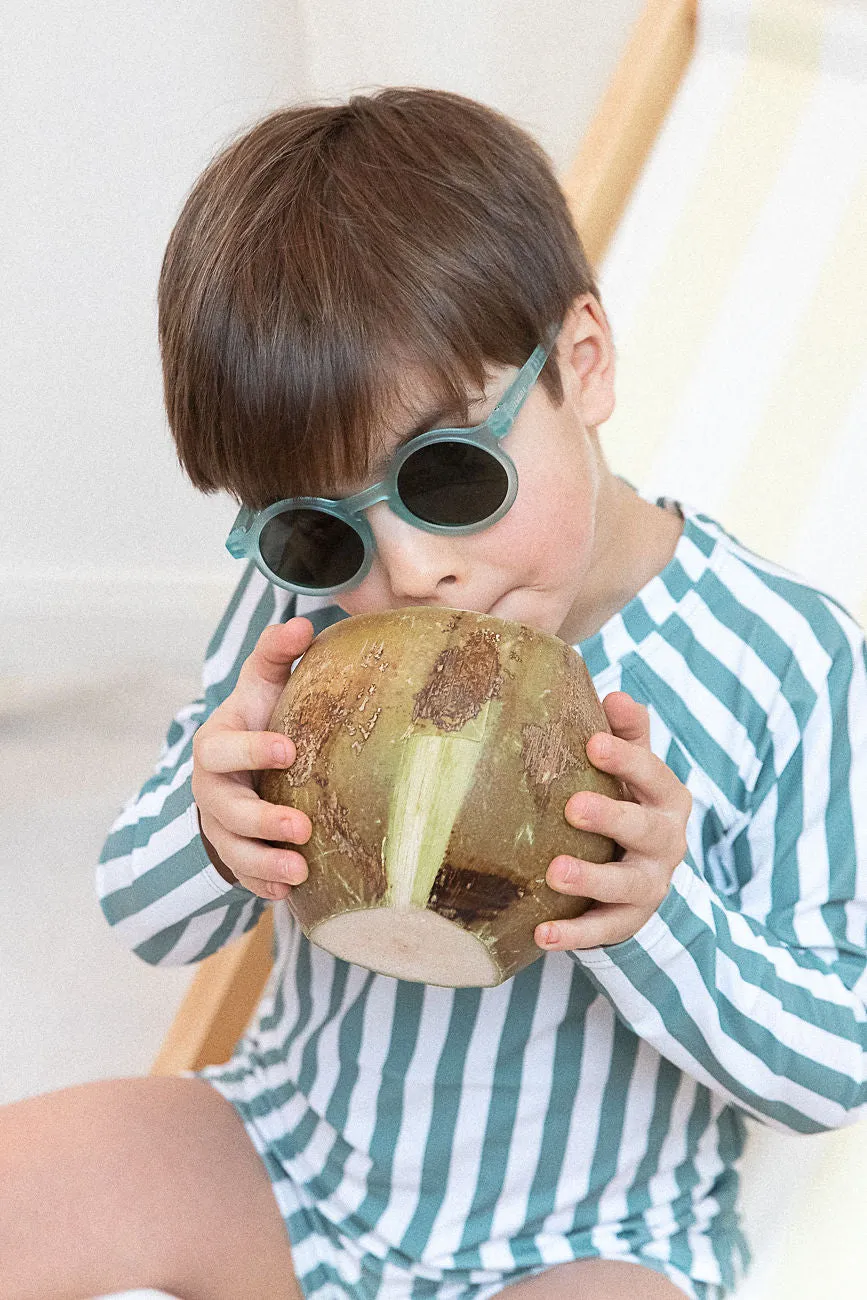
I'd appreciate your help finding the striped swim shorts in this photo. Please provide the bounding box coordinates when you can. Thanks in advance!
[186,1067,730,1300]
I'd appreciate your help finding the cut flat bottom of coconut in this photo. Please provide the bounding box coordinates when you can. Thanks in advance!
[309,906,501,987]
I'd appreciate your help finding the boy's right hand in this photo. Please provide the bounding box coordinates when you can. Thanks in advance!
[191,616,315,900]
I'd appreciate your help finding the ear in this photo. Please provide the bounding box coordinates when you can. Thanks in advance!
[554,293,616,428]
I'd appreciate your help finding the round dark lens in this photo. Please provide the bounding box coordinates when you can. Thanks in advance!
[259,508,365,589]
[396,441,509,526]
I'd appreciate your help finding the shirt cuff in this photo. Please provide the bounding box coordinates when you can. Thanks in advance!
[568,855,710,970]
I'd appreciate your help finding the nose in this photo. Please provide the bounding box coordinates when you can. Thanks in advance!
[366,502,461,601]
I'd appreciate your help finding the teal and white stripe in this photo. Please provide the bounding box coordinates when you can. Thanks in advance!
[96,495,867,1298]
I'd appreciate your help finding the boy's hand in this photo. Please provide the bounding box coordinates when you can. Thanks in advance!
[191,617,316,900]
[536,692,692,951]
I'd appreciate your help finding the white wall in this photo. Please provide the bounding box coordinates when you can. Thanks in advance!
[2,0,645,680]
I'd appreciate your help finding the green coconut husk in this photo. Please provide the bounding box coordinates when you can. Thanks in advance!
[256,606,627,987]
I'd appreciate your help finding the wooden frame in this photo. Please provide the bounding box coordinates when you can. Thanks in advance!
[562,0,696,267]
[151,0,697,1078]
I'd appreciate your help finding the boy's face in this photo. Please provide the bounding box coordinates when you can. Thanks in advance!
[334,296,623,643]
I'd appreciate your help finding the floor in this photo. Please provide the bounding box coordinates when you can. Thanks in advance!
[0,667,200,1107]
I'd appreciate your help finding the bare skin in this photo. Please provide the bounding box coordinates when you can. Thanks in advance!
[0,1076,304,1300]
[0,1074,686,1298]
[496,1258,687,1298]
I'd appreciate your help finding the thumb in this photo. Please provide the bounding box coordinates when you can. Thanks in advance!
[252,617,316,686]
[231,616,316,724]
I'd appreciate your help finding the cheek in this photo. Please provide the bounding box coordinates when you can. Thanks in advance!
[493,459,594,573]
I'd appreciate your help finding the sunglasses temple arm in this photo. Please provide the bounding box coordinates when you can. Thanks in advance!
[226,505,256,558]
[488,336,556,439]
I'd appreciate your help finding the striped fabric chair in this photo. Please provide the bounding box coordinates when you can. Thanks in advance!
[151,2,867,1295]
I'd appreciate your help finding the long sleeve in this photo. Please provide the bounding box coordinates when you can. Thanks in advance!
[95,563,297,965]
[569,616,867,1135]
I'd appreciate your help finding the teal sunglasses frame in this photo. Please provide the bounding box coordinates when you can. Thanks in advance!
[226,324,559,597]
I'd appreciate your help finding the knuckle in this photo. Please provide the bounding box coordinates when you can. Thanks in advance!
[253,626,274,659]
[614,794,634,823]
[256,864,289,897]
[257,623,284,662]
[255,879,283,900]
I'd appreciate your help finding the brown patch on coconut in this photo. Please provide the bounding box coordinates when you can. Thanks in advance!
[520,721,583,813]
[315,789,387,900]
[557,641,605,755]
[359,639,390,671]
[412,628,504,732]
[281,686,349,787]
[344,681,383,755]
[428,860,528,924]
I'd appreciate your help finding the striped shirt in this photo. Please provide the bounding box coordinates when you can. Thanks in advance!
[96,493,867,1296]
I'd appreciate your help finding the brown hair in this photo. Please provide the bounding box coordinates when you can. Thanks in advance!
[157,87,600,510]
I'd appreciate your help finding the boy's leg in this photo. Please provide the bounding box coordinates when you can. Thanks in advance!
[497,1257,687,1297]
[0,1075,304,1300]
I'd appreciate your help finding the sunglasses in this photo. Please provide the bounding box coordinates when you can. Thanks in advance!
[225,325,559,596]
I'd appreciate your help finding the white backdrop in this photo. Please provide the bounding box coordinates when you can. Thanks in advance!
[1,0,645,679]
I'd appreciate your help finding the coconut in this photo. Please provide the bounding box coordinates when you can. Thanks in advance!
[256,607,627,988]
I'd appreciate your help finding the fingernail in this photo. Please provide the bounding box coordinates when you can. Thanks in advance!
[272,740,290,763]
[541,925,559,946]
[592,734,612,759]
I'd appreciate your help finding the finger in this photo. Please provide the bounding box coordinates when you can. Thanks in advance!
[230,617,316,728]
[565,788,686,857]
[202,816,310,894]
[535,904,649,951]
[581,732,691,814]
[546,855,668,909]
[197,775,312,845]
[193,725,298,776]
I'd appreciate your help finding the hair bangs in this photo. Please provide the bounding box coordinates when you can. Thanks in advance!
[158,88,597,514]
[208,309,499,512]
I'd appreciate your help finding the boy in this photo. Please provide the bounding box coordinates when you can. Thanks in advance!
[4,88,866,1300]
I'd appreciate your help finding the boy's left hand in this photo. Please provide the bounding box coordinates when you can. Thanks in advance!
[536,691,693,952]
